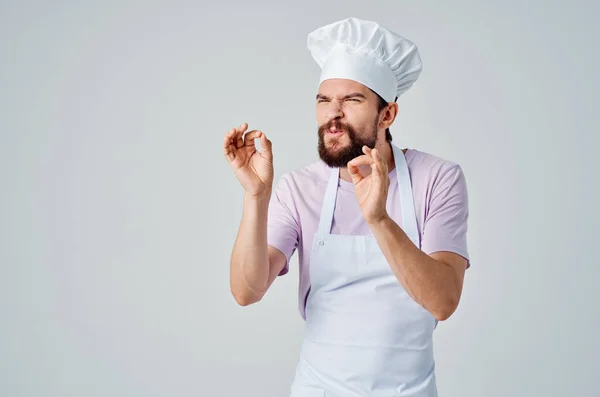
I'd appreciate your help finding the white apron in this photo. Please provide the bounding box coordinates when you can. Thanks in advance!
[289,144,438,397]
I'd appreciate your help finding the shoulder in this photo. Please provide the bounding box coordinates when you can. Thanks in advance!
[406,148,463,178]
[404,148,467,191]
[275,159,331,193]
[403,148,469,212]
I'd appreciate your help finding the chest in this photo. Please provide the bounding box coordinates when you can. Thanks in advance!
[297,183,408,249]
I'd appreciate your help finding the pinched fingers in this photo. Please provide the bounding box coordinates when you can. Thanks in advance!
[223,123,249,161]
[243,130,262,146]
[230,123,247,148]
[347,154,372,184]
[348,153,374,168]
[224,123,247,147]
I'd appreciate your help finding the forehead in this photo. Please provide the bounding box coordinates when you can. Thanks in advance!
[317,78,373,97]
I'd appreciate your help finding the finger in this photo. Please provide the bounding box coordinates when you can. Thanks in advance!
[223,129,238,160]
[374,149,388,173]
[370,149,388,192]
[225,127,238,140]
[233,123,247,149]
[348,154,372,184]
[348,154,374,168]
[259,131,273,161]
[347,161,364,184]
[224,128,235,148]
[235,122,248,135]
[223,132,234,153]
[235,133,244,148]
[372,148,382,164]
[370,149,386,175]
[243,130,262,146]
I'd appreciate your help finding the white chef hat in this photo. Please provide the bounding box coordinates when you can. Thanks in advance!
[307,17,422,103]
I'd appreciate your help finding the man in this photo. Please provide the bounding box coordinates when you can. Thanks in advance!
[223,17,470,397]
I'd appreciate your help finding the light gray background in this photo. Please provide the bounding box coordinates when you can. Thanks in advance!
[1,0,598,396]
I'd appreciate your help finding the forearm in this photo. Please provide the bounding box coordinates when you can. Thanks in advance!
[368,215,460,320]
[230,190,272,303]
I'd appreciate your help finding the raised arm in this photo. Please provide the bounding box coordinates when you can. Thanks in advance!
[223,123,287,306]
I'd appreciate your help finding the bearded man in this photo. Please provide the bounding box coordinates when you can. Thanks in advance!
[223,17,471,397]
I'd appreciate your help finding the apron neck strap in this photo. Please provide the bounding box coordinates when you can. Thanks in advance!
[393,145,420,248]
[317,166,340,234]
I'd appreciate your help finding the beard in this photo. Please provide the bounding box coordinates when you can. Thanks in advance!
[317,119,377,168]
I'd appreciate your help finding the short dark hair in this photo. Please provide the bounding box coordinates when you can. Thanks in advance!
[373,92,398,142]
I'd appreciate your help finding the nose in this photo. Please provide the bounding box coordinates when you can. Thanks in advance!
[326,99,343,120]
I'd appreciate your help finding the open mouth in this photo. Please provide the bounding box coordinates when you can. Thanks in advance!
[327,128,345,136]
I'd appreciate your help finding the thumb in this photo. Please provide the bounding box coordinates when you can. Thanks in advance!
[259,132,273,161]
[347,160,364,185]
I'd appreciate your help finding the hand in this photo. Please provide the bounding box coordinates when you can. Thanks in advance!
[347,146,390,224]
[223,123,274,197]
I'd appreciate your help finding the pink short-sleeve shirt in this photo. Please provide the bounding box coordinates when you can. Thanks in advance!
[267,148,470,320]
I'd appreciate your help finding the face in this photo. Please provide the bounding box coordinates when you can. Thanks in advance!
[316,79,383,168]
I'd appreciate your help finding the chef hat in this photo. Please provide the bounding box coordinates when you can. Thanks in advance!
[307,17,422,103]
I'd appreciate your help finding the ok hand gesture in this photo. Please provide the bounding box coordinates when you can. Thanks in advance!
[347,146,390,224]
[223,123,274,197]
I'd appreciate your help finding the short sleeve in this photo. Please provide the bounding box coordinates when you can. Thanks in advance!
[267,175,300,276]
[420,164,471,268]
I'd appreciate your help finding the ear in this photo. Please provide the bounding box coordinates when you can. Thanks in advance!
[379,102,398,130]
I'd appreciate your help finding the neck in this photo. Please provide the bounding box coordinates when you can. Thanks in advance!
[339,140,397,183]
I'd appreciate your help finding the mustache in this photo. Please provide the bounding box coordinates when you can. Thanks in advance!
[318,120,355,136]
